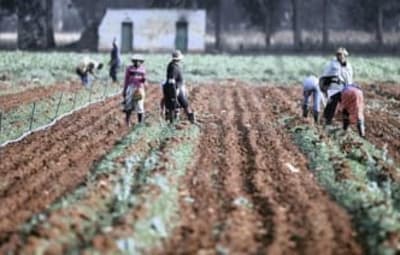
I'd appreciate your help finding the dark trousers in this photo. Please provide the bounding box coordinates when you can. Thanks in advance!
[323,92,341,124]
[109,65,118,82]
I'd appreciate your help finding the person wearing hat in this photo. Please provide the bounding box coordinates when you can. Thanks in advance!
[122,54,147,127]
[76,57,103,88]
[162,50,195,123]
[320,47,354,124]
[109,38,121,84]
[302,75,326,123]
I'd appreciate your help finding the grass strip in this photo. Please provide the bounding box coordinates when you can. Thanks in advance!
[0,83,120,144]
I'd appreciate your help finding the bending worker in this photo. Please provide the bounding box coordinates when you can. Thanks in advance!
[302,75,326,123]
[325,84,366,137]
[76,57,103,88]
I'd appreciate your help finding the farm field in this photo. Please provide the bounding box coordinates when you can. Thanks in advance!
[0,53,400,254]
[2,52,400,90]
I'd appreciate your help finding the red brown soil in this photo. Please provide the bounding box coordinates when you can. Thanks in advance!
[0,83,82,112]
[363,83,400,101]
[335,83,400,164]
[1,81,399,254]
[159,84,363,255]
[0,85,160,243]
[0,108,174,254]
[362,84,400,164]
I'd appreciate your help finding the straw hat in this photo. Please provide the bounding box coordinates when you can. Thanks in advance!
[131,54,144,62]
[172,50,184,61]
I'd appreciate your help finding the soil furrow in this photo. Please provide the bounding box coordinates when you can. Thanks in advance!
[0,100,121,196]
[211,86,261,253]
[0,83,378,254]
[267,87,362,255]
[231,87,276,254]
[0,86,158,240]
[160,84,363,254]
[0,83,82,112]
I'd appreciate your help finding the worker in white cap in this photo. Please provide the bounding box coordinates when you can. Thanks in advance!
[319,47,354,124]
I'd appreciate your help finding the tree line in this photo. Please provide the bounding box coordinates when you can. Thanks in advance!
[0,0,400,51]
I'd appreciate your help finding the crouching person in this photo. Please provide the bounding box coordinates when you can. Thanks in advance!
[76,57,103,88]
[341,85,365,137]
[163,50,195,123]
[324,84,366,137]
[123,55,146,127]
[302,75,326,123]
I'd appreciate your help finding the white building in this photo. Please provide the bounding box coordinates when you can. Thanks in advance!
[98,9,206,53]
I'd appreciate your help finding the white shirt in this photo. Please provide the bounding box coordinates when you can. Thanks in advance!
[303,75,326,107]
[322,59,353,85]
[77,57,99,73]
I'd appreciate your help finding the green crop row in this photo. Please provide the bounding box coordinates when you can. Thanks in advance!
[12,122,199,255]
[288,121,400,255]
[1,52,400,90]
[0,82,120,145]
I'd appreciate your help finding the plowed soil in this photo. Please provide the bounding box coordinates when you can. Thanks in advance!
[0,83,81,112]
[1,81,399,254]
[159,84,363,254]
[0,85,159,242]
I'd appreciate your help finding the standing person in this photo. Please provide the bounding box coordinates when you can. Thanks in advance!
[163,50,195,123]
[109,38,120,84]
[76,57,103,88]
[302,75,326,123]
[319,47,353,124]
[325,84,365,137]
[123,55,147,127]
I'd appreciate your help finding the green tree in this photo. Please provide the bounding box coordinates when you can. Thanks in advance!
[1,0,55,49]
[237,0,284,49]
[16,0,55,50]
[69,0,107,51]
[0,0,16,27]
[291,0,302,49]
[322,0,330,49]
[198,0,222,51]
[347,0,400,46]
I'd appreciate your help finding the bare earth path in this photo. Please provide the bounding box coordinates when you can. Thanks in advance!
[159,84,363,255]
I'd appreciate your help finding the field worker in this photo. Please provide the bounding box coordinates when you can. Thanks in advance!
[319,47,353,124]
[109,38,121,83]
[302,75,326,123]
[122,54,147,127]
[325,84,365,137]
[76,57,104,87]
[163,50,195,123]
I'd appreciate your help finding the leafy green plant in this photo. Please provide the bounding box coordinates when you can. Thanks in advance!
[0,84,120,144]
[12,123,199,255]
[289,122,400,255]
[2,52,400,90]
